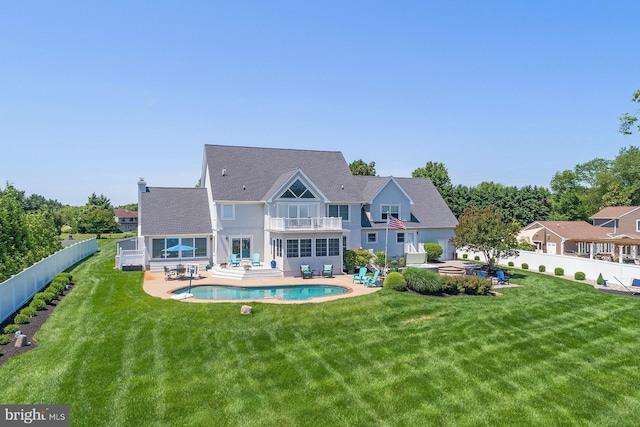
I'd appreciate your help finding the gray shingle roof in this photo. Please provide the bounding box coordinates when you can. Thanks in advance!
[355,176,458,229]
[140,187,211,235]
[395,178,458,228]
[205,145,363,202]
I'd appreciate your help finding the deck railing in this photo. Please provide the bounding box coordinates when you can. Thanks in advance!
[270,217,343,231]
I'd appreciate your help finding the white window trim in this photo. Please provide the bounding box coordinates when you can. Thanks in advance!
[221,204,235,220]
[367,232,377,244]
[381,204,400,221]
[396,232,405,244]
[636,219,640,232]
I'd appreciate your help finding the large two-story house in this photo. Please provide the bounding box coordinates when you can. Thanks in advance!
[133,145,458,276]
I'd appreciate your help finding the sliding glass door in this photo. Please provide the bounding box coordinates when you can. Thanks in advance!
[231,237,251,260]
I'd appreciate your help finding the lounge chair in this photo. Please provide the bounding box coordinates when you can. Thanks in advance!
[353,267,367,284]
[251,253,261,266]
[322,264,333,278]
[363,270,380,287]
[230,254,240,267]
[476,270,488,279]
[496,270,510,285]
[300,264,313,279]
[163,266,177,280]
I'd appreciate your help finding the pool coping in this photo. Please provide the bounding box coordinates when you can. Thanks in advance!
[143,271,381,304]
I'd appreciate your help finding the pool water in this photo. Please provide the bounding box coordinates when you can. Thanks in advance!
[172,284,348,300]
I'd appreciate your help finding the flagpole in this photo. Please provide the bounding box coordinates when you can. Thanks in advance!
[384,219,389,276]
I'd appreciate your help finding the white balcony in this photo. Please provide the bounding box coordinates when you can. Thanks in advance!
[270,217,343,231]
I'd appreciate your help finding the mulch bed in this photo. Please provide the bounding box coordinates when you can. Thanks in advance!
[0,285,74,367]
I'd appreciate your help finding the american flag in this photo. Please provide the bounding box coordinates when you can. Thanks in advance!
[388,216,406,230]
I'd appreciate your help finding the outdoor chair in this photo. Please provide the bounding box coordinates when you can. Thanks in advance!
[363,270,380,287]
[353,267,367,284]
[230,254,240,267]
[163,266,177,281]
[251,253,261,266]
[322,264,333,278]
[300,265,313,279]
[496,270,510,285]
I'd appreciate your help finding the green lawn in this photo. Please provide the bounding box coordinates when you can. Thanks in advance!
[2,240,640,426]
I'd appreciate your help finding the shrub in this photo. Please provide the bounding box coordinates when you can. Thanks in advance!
[538,265,546,272]
[441,276,462,294]
[522,263,529,270]
[423,243,443,262]
[463,275,492,295]
[474,256,480,261]
[20,307,37,318]
[383,272,406,291]
[14,313,29,324]
[29,298,47,311]
[0,334,9,345]
[462,253,468,259]
[403,267,442,294]
[597,273,604,285]
[34,291,55,304]
[353,249,373,268]
[56,272,73,283]
[343,249,357,272]
[3,324,19,334]
[575,271,586,280]
[554,267,564,276]
[508,261,514,267]
[47,283,65,297]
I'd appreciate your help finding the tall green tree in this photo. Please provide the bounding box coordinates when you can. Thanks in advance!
[77,207,120,238]
[619,89,640,135]
[349,159,376,176]
[411,161,452,194]
[450,205,520,267]
[0,184,29,280]
[87,193,112,210]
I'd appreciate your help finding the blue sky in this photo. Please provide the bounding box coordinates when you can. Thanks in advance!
[1,1,638,206]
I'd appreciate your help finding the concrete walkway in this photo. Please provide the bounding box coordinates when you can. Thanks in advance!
[142,271,381,304]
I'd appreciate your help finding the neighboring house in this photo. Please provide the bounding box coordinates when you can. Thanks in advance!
[135,144,458,276]
[114,209,138,232]
[520,206,640,261]
[590,206,640,236]
[519,221,611,255]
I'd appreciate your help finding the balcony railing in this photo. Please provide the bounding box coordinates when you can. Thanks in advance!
[270,217,343,231]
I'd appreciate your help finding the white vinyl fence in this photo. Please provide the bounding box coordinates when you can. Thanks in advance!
[459,249,640,287]
[0,239,98,324]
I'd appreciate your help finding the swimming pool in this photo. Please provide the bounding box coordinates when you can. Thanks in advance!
[171,284,349,300]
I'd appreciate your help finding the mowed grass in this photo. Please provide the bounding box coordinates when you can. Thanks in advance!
[1,241,640,426]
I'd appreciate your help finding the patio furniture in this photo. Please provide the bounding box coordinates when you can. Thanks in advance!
[230,254,240,267]
[251,253,261,266]
[163,266,177,280]
[613,277,640,295]
[363,270,380,287]
[322,264,333,278]
[353,267,367,284]
[300,264,313,279]
[184,264,200,279]
[496,270,510,285]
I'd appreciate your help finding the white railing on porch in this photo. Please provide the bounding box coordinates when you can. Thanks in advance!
[270,217,342,231]
[404,242,425,253]
[117,249,145,269]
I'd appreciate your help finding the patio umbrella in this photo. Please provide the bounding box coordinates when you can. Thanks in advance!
[162,244,197,265]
